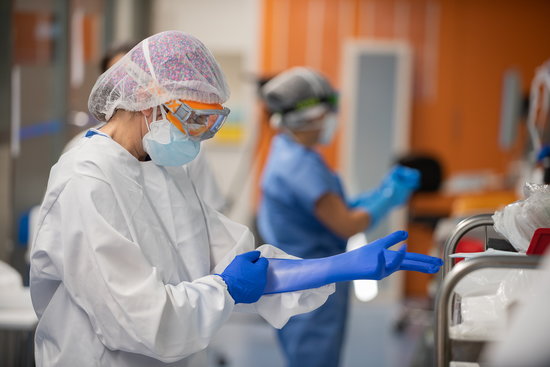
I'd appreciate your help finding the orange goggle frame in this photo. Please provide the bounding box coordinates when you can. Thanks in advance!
[163,100,230,141]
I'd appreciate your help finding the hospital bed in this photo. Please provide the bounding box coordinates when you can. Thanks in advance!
[434,214,544,367]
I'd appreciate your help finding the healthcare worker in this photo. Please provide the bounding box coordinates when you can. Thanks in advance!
[30,32,440,367]
[257,67,423,367]
[63,40,227,213]
[29,31,329,367]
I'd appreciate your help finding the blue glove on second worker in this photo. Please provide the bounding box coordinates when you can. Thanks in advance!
[348,165,421,228]
[382,165,421,205]
[218,251,268,304]
[263,231,443,294]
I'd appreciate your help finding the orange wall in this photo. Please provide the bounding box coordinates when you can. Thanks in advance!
[13,11,100,65]
[256,0,550,199]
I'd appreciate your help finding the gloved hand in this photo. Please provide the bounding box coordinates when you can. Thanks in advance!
[382,165,421,205]
[263,231,443,294]
[218,251,268,304]
[337,230,409,281]
[384,249,443,273]
[348,165,421,228]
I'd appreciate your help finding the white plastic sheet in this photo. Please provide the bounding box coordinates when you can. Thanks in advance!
[492,183,550,252]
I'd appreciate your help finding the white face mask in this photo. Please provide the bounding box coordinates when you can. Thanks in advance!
[318,113,338,145]
[142,106,201,166]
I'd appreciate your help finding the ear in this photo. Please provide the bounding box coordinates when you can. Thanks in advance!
[141,108,153,118]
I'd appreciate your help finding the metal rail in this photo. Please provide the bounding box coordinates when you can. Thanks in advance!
[443,214,495,275]
[434,255,541,367]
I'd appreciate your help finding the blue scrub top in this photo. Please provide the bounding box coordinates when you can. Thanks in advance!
[257,134,348,259]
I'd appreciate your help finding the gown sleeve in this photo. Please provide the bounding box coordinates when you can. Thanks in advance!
[36,174,235,363]
[202,203,335,329]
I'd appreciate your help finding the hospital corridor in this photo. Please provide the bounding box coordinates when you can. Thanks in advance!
[1,1,550,366]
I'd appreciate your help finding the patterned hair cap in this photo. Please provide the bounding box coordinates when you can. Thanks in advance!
[89,31,230,122]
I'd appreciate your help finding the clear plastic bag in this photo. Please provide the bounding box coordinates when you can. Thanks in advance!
[450,268,539,341]
[492,183,550,252]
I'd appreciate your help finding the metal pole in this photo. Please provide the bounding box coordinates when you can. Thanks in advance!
[102,0,116,54]
[434,255,541,367]
[132,0,152,40]
[52,0,70,159]
[0,0,13,262]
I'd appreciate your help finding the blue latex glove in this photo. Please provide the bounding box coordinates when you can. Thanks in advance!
[218,251,268,304]
[263,231,442,294]
[537,145,550,162]
[348,165,421,227]
[384,250,443,273]
[351,192,394,229]
[383,165,421,205]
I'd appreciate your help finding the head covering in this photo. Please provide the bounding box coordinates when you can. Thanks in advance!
[88,31,230,122]
[261,67,336,129]
[100,40,138,73]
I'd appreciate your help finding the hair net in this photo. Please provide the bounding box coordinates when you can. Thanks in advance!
[88,31,230,122]
[261,67,336,129]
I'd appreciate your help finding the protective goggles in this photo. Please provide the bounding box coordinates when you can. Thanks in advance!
[163,99,230,141]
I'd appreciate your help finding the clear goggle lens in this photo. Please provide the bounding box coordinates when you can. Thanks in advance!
[163,100,230,141]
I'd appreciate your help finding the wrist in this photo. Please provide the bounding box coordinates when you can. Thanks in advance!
[365,198,392,228]
[321,252,354,283]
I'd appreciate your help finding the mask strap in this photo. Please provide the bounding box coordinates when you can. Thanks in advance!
[144,105,157,133]
[160,105,167,120]
[281,125,300,142]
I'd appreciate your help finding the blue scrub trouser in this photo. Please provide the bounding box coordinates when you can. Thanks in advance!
[277,282,350,367]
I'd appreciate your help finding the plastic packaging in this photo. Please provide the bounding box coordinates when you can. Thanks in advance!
[450,267,539,341]
[492,183,550,252]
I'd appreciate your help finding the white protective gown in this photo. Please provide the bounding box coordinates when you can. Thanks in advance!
[30,130,333,367]
[63,124,227,212]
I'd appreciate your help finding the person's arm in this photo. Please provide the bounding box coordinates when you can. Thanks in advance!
[203,203,335,329]
[314,192,372,238]
[347,165,421,229]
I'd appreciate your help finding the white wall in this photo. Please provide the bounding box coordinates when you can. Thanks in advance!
[151,0,259,54]
[113,0,136,44]
[151,0,262,226]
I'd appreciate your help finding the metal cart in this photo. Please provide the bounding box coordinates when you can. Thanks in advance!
[434,214,542,367]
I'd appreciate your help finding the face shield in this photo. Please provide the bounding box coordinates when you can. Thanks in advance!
[277,93,338,131]
[163,99,230,141]
[278,94,338,116]
[260,67,339,130]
